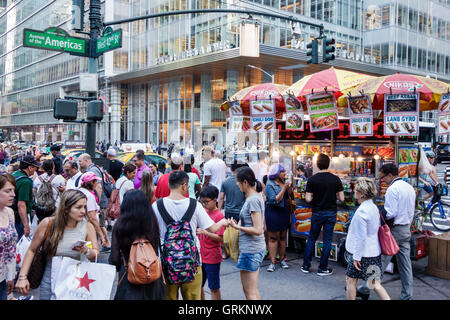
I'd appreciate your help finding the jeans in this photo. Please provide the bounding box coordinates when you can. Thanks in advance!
[381,224,413,300]
[15,219,24,240]
[0,280,6,300]
[302,210,337,271]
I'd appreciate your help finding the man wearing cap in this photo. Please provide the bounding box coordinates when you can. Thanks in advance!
[155,154,185,199]
[106,148,123,182]
[50,144,65,175]
[12,155,41,238]
[133,152,151,190]
[419,151,439,203]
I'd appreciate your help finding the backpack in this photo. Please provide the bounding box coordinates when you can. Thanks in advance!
[156,198,200,285]
[107,179,127,219]
[118,239,163,286]
[35,175,57,220]
[93,165,115,198]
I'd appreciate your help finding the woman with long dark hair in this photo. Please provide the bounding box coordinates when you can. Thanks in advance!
[140,170,156,204]
[228,167,266,300]
[15,189,99,299]
[109,189,165,300]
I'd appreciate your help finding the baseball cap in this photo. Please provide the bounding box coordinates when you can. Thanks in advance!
[80,172,102,184]
[426,151,436,158]
[107,148,116,157]
[171,153,183,166]
[21,155,41,167]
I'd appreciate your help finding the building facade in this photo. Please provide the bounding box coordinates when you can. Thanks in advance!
[1,0,449,145]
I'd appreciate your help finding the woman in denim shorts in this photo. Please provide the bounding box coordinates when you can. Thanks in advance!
[228,167,266,300]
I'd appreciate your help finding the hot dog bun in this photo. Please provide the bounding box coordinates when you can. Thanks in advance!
[295,211,312,220]
[253,122,263,131]
[294,220,311,233]
[264,122,274,130]
[253,105,263,112]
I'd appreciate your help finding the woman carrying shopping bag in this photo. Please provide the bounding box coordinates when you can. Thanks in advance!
[109,189,165,300]
[15,189,99,299]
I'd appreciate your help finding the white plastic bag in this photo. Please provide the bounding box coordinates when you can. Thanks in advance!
[418,146,433,175]
[16,235,31,268]
[29,215,38,238]
[52,256,116,300]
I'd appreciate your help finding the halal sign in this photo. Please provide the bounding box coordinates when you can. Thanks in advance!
[383,81,424,92]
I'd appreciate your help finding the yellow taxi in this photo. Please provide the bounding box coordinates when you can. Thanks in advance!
[43,149,103,161]
[117,152,168,167]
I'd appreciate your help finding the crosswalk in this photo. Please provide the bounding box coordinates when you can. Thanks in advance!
[421,164,450,235]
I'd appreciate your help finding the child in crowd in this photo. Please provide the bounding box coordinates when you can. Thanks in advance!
[197,185,225,300]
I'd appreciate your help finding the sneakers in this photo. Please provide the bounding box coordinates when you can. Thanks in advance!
[317,268,333,276]
[301,266,310,273]
[267,263,276,272]
[100,246,111,253]
[18,296,33,300]
[280,259,289,269]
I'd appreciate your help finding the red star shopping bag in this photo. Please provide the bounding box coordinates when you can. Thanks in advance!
[52,256,116,300]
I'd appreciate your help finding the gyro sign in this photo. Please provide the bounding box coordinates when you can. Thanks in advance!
[384,93,419,136]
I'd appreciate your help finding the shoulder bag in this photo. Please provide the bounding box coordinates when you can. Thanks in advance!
[378,210,400,256]
[28,218,54,289]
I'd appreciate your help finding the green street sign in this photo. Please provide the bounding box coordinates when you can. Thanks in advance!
[23,27,88,56]
[96,28,122,55]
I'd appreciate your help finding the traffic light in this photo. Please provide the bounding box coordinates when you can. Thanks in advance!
[306,39,318,64]
[87,100,104,121]
[71,0,84,31]
[54,99,78,120]
[322,37,335,63]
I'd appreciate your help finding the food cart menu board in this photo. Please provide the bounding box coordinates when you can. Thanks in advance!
[229,116,243,131]
[285,111,304,131]
[398,146,419,184]
[348,94,373,137]
[384,93,419,136]
[250,99,275,116]
[229,100,243,116]
[334,145,363,157]
[250,115,276,132]
[306,92,339,132]
[438,93,450,135]
[283,94,302,111]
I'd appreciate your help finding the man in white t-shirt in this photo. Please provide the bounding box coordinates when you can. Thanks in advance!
[63,160,83,190]
[152,170,228,300]
[249,151,269,183]
[202,146,227,190]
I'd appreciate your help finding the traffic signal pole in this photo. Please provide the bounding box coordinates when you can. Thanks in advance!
[86,0,102,158]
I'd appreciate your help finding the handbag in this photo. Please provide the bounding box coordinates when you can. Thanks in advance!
[28,218,54,289]
[223,226,239,261]
[378,211,400,256]
[52,255,116,300]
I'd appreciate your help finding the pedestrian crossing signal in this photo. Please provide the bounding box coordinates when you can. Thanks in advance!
[54,99,78,121]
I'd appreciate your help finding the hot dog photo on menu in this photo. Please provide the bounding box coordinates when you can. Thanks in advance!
[251,115,276,132]
[250,99,275,116]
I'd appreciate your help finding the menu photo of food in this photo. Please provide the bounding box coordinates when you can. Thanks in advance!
[384,115,418,136]
[362,146,377,156]
[408,148,418,163]
[438,94,450,114]
[409,164,417,177]
[310,111,339,132]
[229,116,243,131]
[307,145,321,155]
[348,95,372,115]
[399,164,409,178]
[242,117,252,131]
[385,93,419,113]
[283,94,302,111]
[295,145,306,155]
[307,93,335,107]
[350,117,373,136]
[399,148,409,164]
[229,100,243,116]
[251,100,275,116]
[286,111,304,131]
[438,114,450,135]
[251,115,276,132]
[378,147,394,158]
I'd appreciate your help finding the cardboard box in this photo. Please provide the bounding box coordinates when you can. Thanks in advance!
[426,232,450,280]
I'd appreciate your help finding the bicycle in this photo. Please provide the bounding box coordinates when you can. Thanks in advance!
[414,184,450,232]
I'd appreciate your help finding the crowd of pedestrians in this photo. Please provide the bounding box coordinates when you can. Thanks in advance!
[0,140,431,301]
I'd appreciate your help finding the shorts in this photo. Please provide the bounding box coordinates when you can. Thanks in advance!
[422,184,433,194]
[346,251,383,282]
[236,250,265,272]
[202,263,221,290]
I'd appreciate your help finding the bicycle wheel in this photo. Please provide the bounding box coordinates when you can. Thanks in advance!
[429,202,450,232]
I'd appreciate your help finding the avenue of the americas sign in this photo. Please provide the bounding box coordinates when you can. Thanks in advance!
[23,27,88,56]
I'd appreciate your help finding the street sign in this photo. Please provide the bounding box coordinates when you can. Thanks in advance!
[23,27,88,56]
[95,28,122,55]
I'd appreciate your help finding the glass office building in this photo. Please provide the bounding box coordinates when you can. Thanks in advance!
[1,0,449,144]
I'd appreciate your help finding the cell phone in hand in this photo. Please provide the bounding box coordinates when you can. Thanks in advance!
[72,240,91,250]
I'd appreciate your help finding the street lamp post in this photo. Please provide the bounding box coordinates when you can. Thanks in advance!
[247,65,274,83]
